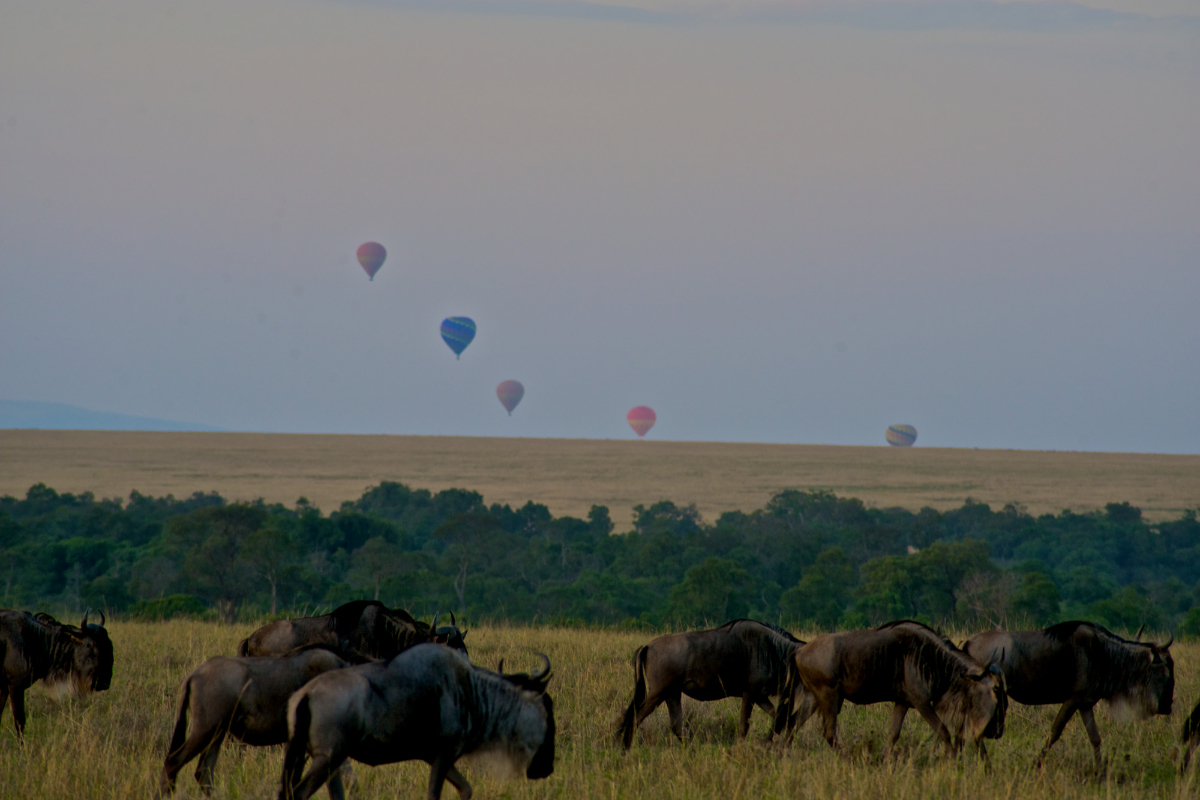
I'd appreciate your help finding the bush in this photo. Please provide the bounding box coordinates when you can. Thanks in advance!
[129,594,210,620]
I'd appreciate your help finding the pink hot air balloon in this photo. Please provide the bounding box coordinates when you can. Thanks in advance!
[627,406,656,439]
[496,380,525,416]
[356,242,386,280]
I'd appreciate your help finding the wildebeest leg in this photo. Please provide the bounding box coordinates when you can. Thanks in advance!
[0,685,8,736]
[1184,734,1199,773]
[426,753,464,800]
[1035,700,1081,768]
[324,764,347,800]
[756,698,777,741]
[911,699,955,757]
[291,753,345,800]
[813,690,842,751]
[779,691,818,747]
[666,693,685,742]
[444,766,473,800]
[194,731,226,795]
[1078,704,1104,772]
[9,688,26,739]
[886,704,908,756]
[738,694,754,739]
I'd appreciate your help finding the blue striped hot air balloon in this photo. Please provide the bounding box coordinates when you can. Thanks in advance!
[885,424,917,447]
[440,317,476,359]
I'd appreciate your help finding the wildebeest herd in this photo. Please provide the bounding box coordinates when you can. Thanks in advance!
[3,603,1200,799]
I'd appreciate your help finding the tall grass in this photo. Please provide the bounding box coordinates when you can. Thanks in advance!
[1,622,1197,799]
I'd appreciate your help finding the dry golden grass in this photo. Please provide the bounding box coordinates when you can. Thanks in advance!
[2,430,1198,522]
[1,622,1197,799]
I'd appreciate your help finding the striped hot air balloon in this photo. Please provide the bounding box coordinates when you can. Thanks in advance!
[627,406,656,439]
[885,424,917,447]
[496,380,524,416]
[440,317,476,359]
[356,242,386,280]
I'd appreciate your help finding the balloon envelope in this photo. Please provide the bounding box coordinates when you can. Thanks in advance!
[356,242,386,280]
[627,406,656,439]
[885,424,917,447]
[440,317,476,359]
[496,380,525,415]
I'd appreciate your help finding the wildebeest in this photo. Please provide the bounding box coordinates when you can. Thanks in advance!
[1182,697,1200,772]
[238,600,467,661]
[278,644,555,800]
[158,645,352,797]
[0,608,114,737]
[964,621,1173,769]
[774,620,1007,758]
[618,619,803,750]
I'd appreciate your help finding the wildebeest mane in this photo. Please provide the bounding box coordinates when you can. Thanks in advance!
[1044,620,1170,700]
[882,621,983,697]
[718,618,803,643]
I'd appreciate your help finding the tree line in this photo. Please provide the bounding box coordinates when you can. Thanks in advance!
[3,481,1199,635]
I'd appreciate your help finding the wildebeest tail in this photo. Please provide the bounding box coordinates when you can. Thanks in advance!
[279,695,311,800]
[618,645,649,750]
[166,677,192,760]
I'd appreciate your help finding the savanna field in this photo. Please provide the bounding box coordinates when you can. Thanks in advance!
[2,621,1198,800]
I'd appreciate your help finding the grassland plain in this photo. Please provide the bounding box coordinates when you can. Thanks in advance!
[2,430,1198,522]
[1,622,1198,799]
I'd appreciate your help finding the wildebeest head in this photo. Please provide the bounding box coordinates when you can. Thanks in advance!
[430,611,469,655]
[495,654,554,779]
[964,661,1007,741]
[38,608,114,695]
[1127,634,1174,718]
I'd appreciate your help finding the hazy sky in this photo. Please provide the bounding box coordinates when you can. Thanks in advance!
[2,0,1198,452]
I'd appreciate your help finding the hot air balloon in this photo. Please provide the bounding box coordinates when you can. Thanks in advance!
[627,406,656,439]
[440,317,476,359]
[885,424,917,447]
[356,242,386,281]
[496,380,524,416]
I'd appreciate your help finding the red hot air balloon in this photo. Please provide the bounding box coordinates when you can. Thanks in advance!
[627,406,656,439]
[356,242,386,281]
[496,380,524,416]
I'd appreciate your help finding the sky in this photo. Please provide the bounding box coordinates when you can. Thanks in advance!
[1,0,1198,452]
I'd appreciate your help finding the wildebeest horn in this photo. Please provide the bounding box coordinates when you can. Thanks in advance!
[450,611,456,626]
[81,607,90,628]
[97,608,105,627]
[532,653,551,681]
[1162,631,1174,649]
[431,612,439,630]
[1134,624,1145,642]
[497,659,505,673]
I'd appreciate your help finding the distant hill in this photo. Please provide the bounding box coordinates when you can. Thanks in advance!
[0,400,224,432]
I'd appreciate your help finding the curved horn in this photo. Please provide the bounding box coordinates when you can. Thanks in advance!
[1162,631,1174,649]
[531,653,551,681]
[1134,624,1145,642]
[80,607,90,628]
[97,608,105,628]
[497,659,505,674]
[450,611,456,626]
[431,612,439,631]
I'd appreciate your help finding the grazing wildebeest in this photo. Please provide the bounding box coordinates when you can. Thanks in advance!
[618,619,803,750]
[774,620,1007,759]
[1182,698,1200,773]
[158,645,352,797]
[278,645,555,800]
[964,621,1174,769]
[0,608,114,737]
[238,601,467,661]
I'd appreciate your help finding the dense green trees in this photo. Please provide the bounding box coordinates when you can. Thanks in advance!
[2,482,1198,634]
